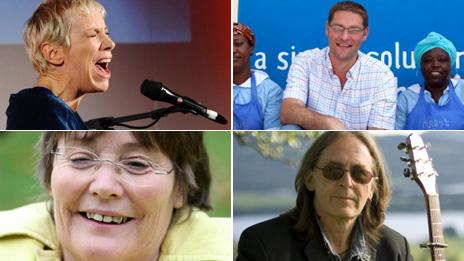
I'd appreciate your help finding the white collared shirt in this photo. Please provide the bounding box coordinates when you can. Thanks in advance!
[283,47,397,129]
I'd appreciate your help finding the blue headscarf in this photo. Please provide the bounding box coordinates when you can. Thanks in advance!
[414,32,456,68]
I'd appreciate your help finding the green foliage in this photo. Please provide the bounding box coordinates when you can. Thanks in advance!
[410,236,464,261]
[0,132,44,210]
[234,192,294,214]
[234,131,321,165]
[204,131,231,217]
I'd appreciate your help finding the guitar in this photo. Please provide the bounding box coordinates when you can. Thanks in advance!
[398,133,447,261]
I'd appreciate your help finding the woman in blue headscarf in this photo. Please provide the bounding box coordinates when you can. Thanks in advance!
[396,32,464,130]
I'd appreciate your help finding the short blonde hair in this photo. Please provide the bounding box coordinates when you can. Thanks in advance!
[24,0,106,74]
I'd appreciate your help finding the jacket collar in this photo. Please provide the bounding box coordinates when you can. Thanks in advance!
[0,202,231,261]
[0,202,61,259]
[304,216,376,261]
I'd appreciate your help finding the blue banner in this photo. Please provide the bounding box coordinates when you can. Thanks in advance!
[238,0,464,88]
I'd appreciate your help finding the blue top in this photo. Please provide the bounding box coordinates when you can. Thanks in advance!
[6,87,88,130]
[233,73,264,130]
[396,79,464,130]
[404,81,464,130]
[233,70,283,130]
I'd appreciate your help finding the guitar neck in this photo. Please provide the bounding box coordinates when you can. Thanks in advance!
[424,194,446,261]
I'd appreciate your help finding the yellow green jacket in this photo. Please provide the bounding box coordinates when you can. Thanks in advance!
[0,202,232,261]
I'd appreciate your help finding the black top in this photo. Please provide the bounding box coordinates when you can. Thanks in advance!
[236,214,413,261]
[6,87,88,130]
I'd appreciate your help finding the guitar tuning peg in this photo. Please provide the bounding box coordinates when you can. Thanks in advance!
[400,156,410,162]
[425,143,431,150]
[403,168,411,178]
[397,142,407,150]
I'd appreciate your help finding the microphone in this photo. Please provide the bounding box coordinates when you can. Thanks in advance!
[140,79,227,124]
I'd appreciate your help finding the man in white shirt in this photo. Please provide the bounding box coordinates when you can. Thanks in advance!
[280,1,396,130]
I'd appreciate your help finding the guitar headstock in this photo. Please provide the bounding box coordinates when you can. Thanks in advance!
[398,133,437,195]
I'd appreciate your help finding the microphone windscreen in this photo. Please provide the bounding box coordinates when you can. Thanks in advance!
[215,114,228,125]
[140,79,164,100]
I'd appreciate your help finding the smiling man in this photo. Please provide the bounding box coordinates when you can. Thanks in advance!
[6,0,115,130]
[280,1,397,130]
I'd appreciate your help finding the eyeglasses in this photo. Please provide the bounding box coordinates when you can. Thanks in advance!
[329,24,365,35]
[314,164,375,184]
[51,146,174,186]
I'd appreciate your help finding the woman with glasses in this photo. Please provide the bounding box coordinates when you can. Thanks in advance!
[236,132,412,261]
[233,22,283,130]
[396,32,464,130]
[0,132,231,260]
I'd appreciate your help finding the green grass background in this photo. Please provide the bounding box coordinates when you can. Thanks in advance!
[410,237,464,261]
[0,131,231,217]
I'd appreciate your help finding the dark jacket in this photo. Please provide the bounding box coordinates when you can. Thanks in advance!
[6,87,88,130]
[236,214,413,261]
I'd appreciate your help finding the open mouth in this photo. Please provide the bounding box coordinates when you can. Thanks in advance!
[95,58,111,76]
[336,43,352,48]
[80,212,133,225]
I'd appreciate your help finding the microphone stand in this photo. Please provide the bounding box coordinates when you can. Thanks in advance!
[85,105,197,130]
